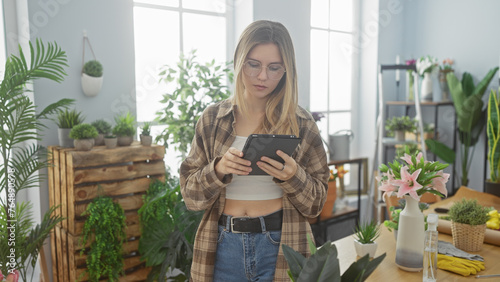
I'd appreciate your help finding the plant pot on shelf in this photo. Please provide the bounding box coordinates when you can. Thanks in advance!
[73,138,94,151]
[81,73,103,97]
[117,135,133,146]
[140,135,153,146]
[58,128,73,147]
[394,130,406,142]
[484,180,500,198]
[104,136,118,149]
[94,133,104,146]
[439,69,454,102]
[354,240,378,259]
[451,221,486,252]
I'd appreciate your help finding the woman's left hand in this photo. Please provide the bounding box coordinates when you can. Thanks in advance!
[257,150,297,181]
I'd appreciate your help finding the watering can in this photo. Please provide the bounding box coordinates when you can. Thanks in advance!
[328,130,354,161]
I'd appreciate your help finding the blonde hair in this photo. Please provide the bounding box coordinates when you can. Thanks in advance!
[232,20,299,136]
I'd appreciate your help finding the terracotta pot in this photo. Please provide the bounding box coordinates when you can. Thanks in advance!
[319,181,337,220]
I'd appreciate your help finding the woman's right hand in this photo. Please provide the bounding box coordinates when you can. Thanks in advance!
[215,147,252,180]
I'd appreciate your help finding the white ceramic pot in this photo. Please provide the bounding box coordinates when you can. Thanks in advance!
[354,239,378,258]
[81,73,103,97]
[395,130,405,142]
[395,195,425,272]
[73,139,94,151]
[421,72,433,102]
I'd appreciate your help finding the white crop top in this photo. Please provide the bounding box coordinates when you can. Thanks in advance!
[225,136,284,200]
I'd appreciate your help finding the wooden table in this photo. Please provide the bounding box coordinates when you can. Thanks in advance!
[333,225,500,281]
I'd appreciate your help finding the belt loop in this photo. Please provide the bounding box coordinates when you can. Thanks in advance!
[259,216,267,233]
[225,215,231,230]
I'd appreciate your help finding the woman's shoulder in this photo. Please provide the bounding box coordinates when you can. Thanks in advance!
[202,99,234,119]
[296,105,314,122]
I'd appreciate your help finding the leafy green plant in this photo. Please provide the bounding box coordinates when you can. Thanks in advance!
[0,39,71,281]
[55,108,84,128]
[155,50,233,158]
[487,90,500,182]
[283,235,386,282]
[446,67,499,186]
[112,112,136,137]
[448,198,490,226]
[69,123,98,140]
[138,170,203,282]
[91,119,112,135]
[80,195,126,282]
[385,116,416,135]
[353,221,380,244]
[141,122,151,136]
[83,60,103,77]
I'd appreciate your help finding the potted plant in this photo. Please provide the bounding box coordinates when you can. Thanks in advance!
[138,171,203,281]
[81,59,103,97]
[448,198,490,252]
[385,116,416,141]
[353,221,381,258]
[69,123,98,151]
[486,90,500,197]
[104,134,118,149]
[0,39,70,281]
[140,122,153,146]
[91,119,112,146]
[155,50,233,158]
[80,195,126,281]
[439,58,454,101]
[283,235,386,281]
[112,112,136,146]
[55,108,84,147]
[446,67,499,186]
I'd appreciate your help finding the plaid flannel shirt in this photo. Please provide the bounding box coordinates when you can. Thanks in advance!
[180,99,329,281]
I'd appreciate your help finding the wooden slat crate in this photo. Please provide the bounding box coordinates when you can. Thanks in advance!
[48,143,165,282]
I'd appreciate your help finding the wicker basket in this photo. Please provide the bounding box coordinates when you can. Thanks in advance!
[451,221,486,252]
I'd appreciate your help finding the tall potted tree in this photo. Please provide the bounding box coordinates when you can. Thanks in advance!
[486,90,500,197]
[446,67,499,187]
[0,39,71,281]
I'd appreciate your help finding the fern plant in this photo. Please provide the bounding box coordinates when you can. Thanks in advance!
[80,195,126,281]
[138,171,203,282]
[0,39,72,281]
[91,119,112,135]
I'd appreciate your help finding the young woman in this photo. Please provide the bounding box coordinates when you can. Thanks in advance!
[180,20,329,281]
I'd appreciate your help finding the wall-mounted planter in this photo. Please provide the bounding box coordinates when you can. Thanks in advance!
[81,73,103,97]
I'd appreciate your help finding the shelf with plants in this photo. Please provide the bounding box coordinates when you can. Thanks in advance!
[48,143,165,281]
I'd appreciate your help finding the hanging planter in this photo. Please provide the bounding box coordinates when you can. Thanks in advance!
[81,32,103,97]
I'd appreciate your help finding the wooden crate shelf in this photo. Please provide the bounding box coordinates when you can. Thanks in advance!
[48,143,165,282]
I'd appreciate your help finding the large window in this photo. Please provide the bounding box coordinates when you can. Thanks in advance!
[310,0,356,155]
[133,0,230,168]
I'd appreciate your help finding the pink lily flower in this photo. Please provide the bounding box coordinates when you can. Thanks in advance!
[6,269,19,282]
[377,173,398,199]
[432,171,450,197]
[401,152,423,166]
[0,269,4,281]
[393,166,423,201]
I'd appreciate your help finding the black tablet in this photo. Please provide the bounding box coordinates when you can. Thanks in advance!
[242,134,301,175]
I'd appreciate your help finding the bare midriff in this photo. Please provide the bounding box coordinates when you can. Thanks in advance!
[223,198,283,217]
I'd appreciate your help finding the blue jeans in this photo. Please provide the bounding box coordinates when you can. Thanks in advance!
[213,216,282,282]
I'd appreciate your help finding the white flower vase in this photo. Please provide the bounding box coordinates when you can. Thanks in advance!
[395,195,424,272]
[421,72,433,102]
